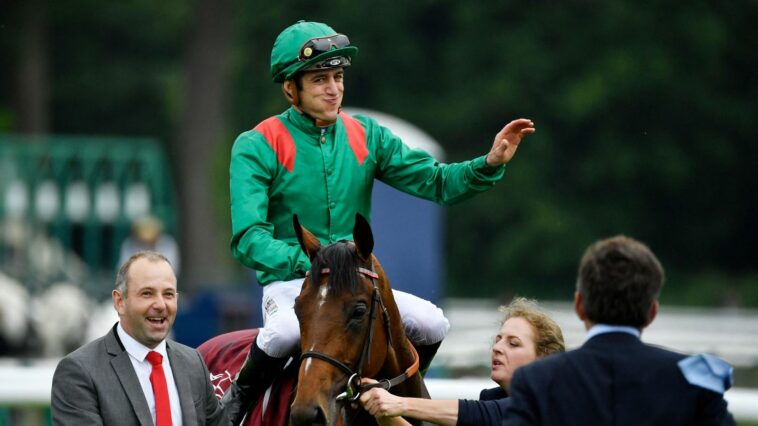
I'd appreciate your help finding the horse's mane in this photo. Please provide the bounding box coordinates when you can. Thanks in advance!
[309,241,364,295]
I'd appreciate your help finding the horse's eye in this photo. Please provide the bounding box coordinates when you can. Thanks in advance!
[352,303,368,320]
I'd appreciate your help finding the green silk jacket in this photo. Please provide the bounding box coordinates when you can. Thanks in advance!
[230,107,505,285]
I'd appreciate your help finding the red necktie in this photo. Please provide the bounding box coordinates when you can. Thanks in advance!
[146,351,172,426]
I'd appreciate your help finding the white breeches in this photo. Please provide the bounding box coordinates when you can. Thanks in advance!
[255,278,450,358]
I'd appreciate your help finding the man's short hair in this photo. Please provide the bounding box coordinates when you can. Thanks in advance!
[577,235,664,327]
[114,251,172,296]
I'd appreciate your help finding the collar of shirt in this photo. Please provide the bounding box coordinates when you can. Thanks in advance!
[117,322,168,362]
[586,324,641,341]
[285,106,335,139]
[117,322,182,425]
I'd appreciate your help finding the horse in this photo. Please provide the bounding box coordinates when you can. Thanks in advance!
[289,213,427,426]
[199,214,429,426]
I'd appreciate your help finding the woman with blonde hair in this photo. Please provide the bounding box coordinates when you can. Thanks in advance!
[359,297,565,426]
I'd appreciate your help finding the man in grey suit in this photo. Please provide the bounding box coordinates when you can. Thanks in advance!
[51,251,230,425]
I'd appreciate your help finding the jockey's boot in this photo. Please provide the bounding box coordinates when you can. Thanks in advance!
[414,340,443,377]
[221,338,288,425]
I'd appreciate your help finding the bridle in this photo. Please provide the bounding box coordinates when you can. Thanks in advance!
[300,263,420,402]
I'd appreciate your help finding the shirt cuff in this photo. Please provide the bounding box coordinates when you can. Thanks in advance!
[472,155,506,179]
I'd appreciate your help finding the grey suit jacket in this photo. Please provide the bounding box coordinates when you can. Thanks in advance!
[51,323,230,426]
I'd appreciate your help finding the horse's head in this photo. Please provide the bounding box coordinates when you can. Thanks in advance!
[290,214,415,426]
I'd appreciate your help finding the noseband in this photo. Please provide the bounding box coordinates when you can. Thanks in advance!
[300,264,420,402]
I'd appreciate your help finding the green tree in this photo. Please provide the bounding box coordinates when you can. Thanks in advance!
[1,0,755,305]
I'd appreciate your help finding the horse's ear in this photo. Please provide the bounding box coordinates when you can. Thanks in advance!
[293,215,320,260]
[353,213,374,260]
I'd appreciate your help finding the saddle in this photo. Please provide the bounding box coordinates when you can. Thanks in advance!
[198,328,297,426]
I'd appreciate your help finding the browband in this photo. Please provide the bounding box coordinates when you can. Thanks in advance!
[305,267,379,279]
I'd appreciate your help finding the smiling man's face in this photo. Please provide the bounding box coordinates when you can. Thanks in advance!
[113,257,178,348]
[295,68,344,125]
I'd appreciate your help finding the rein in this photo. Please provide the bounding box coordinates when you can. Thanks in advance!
[300,264,420,402]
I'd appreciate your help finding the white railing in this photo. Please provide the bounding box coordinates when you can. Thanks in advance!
[439,299,758,369]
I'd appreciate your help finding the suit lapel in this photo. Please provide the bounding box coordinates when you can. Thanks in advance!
[168,341,199,426]
[106,329,154,426]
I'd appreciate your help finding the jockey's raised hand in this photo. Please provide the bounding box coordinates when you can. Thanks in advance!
[485,118,536,167]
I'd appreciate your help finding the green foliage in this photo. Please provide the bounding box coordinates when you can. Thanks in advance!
[661,271,758,307]
[47,1,189,142]
[0,107,12,130]
[1,0,755,306]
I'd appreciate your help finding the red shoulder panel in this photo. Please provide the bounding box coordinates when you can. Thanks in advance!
[254,117,296,172]
[339,112,368,165]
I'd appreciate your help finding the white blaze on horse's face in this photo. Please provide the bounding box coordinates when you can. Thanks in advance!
[303,356,313,374]
[318,283,329,308]
[302,341,320,374]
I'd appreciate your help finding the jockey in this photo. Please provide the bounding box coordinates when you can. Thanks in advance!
[224,20,536,422]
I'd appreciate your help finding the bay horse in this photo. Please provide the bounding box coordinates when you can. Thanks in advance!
[290,213,427,426]
[199,214,429,426]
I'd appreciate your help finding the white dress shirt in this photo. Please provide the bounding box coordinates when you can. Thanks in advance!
[118,322,183,425]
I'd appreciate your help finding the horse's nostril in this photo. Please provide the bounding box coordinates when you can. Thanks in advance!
[313,407,326,426]
[290,404,326,426]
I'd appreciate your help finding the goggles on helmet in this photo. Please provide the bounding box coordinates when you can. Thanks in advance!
[303,56,351,72]
[298,34,351,61]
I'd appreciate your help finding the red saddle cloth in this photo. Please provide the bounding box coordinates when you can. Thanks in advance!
[197,329,297,426]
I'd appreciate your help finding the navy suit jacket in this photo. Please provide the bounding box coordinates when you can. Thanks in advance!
[504,332,735,426]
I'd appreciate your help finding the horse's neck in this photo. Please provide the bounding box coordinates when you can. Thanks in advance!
[375,339,422,399]
[375,285,423,397]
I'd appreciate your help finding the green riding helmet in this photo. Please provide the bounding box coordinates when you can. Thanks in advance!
[270,20,359,83]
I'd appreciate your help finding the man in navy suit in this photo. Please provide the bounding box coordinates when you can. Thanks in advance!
[504,235,735,426]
